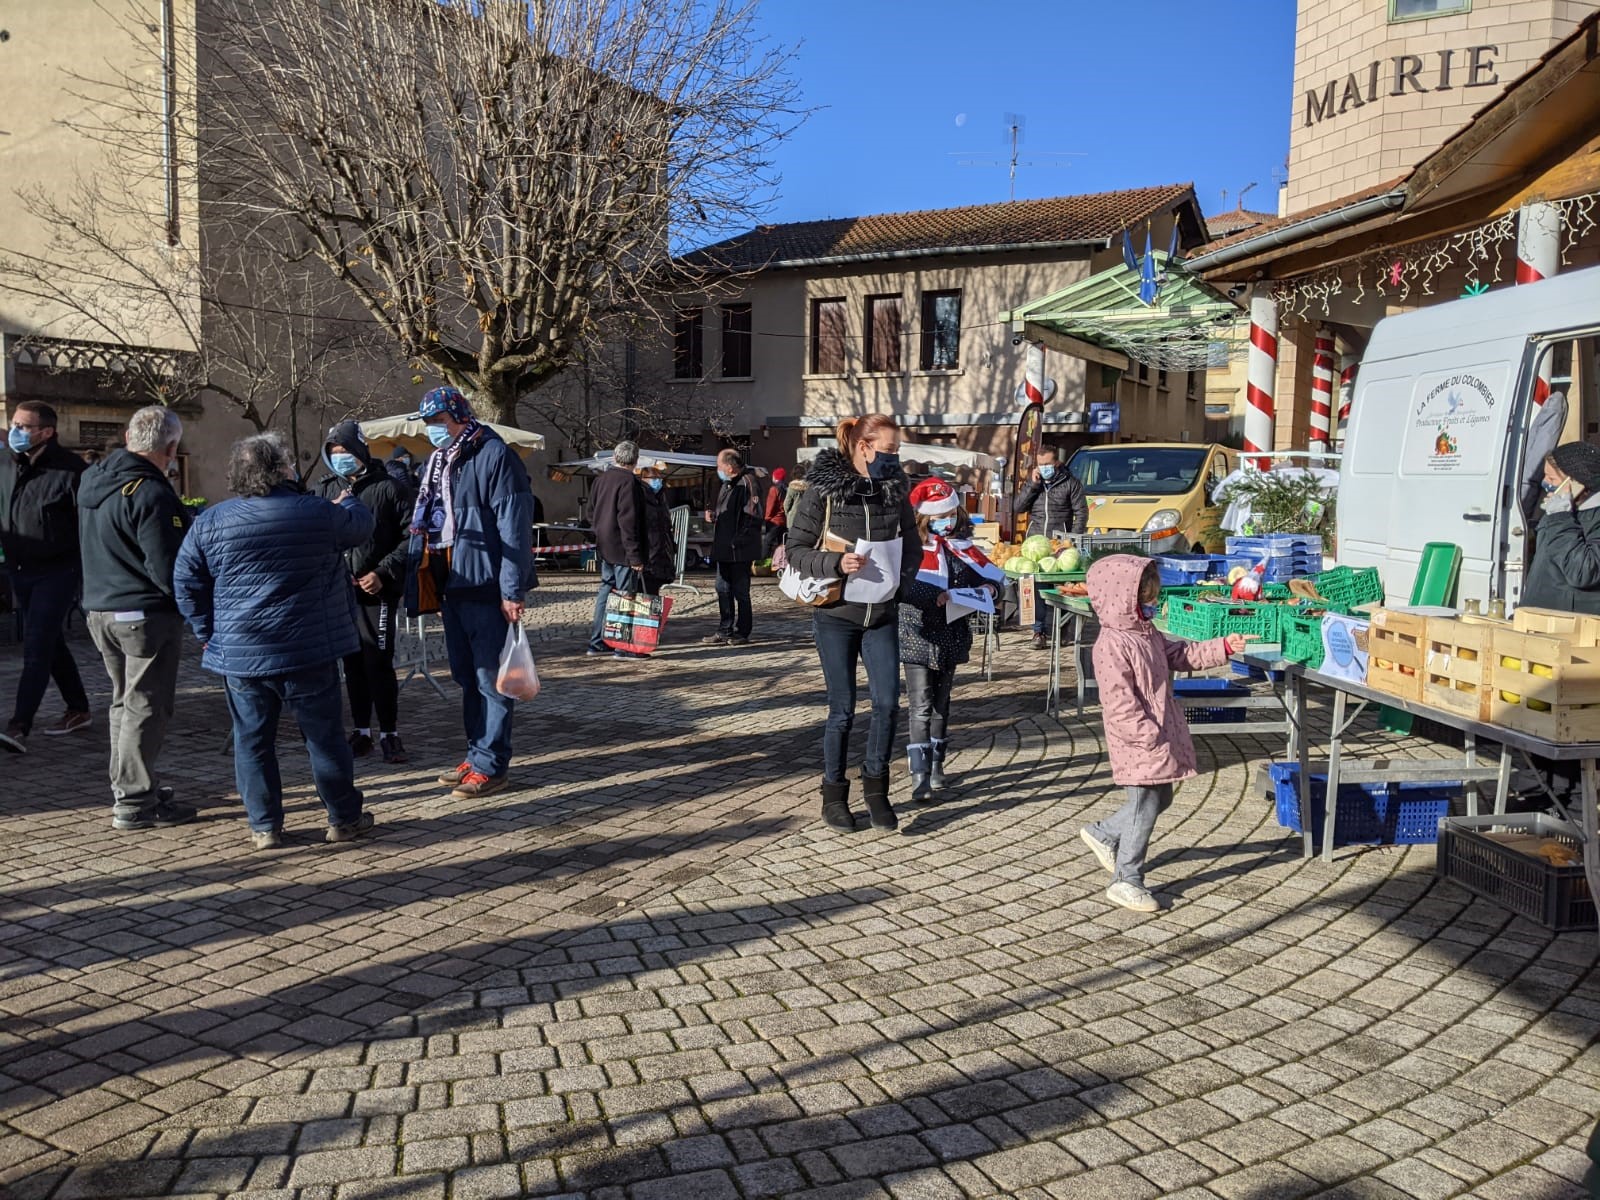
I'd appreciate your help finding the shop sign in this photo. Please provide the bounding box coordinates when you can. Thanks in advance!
[1088,402,1120,433]
[1304,45,1500,128]
[1401,365,1506,476]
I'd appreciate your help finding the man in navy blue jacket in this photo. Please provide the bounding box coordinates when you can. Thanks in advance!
[174,433,375,850]
[402,387,535,799]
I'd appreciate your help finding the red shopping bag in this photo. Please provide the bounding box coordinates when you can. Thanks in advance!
[602,592,674,655]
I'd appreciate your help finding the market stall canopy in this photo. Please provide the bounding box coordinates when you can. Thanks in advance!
[1000,253,1245,372]
[547,450,720,484]
[795,442,1000,472]
[361,414,545,460]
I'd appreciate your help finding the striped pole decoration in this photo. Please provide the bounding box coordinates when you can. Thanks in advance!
[1335,353,1357,448]
[1023,342,1046,405]
[1516,201,1561,405]
[1309,329,1334,457]
[1245,295,1277,468]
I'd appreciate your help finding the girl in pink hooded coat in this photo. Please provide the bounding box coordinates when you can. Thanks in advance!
[1080,555,1248,912]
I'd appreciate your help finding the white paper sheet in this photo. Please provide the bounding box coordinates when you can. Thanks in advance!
[945,586,995,623]
[841,537,903,604]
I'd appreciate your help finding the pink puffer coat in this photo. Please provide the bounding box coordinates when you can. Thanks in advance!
[1088,555,1230,787]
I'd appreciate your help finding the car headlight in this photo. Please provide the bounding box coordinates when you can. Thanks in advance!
[1142,509,1182,535]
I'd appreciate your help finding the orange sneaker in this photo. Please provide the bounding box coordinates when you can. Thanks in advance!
[452,770,506,799]
[437,760,471,786]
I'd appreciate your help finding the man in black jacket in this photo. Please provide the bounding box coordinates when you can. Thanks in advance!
[316,419,414,763]
[1012,444,1088,649]
[586,440,646,657]
[0,401,91,753]
[78,407,195,827]
[703,448,764,645]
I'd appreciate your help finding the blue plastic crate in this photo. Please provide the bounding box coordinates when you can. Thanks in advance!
[1269,762,1457,847]
[1264,533,1325,554]
[1173,678,1250,724]
[1155,553,1218,587]
[1261,554,1323,582]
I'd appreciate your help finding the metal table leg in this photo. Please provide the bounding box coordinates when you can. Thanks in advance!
[1494,749,1513,816]
[1464,731,1479,818]
[1582,759,1600,951]
[1320,688,1348,864]
[1074,614,1092,716]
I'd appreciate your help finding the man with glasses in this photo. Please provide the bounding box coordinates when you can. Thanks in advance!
[0,402,92,753]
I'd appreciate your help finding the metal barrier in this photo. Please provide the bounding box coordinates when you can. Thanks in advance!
[395,614,450,700]
[661,505,700,595]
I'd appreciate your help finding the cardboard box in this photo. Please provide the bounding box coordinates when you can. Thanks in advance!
[1319,612,1370,684]
[1366,608,1428,701]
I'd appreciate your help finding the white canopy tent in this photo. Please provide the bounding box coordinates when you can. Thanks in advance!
[795,442,1001,472]
[360,414,546,460]
[548,450,720,483]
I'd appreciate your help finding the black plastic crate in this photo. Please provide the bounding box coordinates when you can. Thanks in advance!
[1173,678,1251,725]
[1436,813,1596,932]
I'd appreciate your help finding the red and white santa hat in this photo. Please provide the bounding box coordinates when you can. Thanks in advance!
[909,478,960,516]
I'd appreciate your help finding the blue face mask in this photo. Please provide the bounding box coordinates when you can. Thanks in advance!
[646,478,664,493]
[1140,602,1159,620]
[8,426,33,454]
[1541,479,1559,494]
[330,452,361,477]
[425,423,453,448]
[930,517,956,535]
[866,451,900,482]
[1040,464,1056,480]
[717,469,734,483]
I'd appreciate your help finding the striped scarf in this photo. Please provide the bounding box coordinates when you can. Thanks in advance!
[411,421,481,548]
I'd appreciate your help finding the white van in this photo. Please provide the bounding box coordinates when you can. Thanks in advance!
[1338,265,1600,608]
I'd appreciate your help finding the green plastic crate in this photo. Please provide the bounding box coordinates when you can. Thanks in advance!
[1165,597,1284,642]
[1313,566,1383,610]
[1281,610,1326,668]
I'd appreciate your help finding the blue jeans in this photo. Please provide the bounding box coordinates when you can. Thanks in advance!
[589,561,644,652]
[224,664,363,833]
[444,592,516,776]
[812,611,900,783]
[7,567,89,734]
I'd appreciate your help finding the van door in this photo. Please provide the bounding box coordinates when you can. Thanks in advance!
[1342,354,1519,606]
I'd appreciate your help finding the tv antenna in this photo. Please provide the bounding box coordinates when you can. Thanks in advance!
[951,113,1084,202]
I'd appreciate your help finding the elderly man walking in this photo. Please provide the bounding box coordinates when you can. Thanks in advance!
[403,387,536,799]
[702,448,764,646]
[175,433,375,850]
[0,401,91,753]
[78,407,195,830]
[586,440,647,658]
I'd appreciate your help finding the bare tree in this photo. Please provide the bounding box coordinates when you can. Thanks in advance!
[196,0,801,426]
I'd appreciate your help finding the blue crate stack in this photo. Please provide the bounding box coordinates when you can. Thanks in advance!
[1225,534,1324,582]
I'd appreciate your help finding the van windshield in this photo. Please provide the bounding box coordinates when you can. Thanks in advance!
[1067,447,1208,496]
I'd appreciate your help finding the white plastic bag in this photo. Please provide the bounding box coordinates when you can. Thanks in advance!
[495,623,541,700]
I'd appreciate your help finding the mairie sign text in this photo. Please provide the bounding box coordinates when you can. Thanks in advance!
[1304,45,1499,127]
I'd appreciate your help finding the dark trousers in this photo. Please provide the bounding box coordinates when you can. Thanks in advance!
[904,663,955,748]
[715,561,753,638]
[344,600,399,732]
[443,591,517,777]
[761,523,785,558]
[224,663,363,833]
[643,574,670,597]
[813,610,899,783]
[87,611,184,820]
[7,566,88,733]
[589,561,643,652]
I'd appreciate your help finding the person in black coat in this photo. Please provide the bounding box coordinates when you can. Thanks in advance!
[703,448,765,645]
[315,419,414,763]
[1523,441,1600,617]
[1012,445,1089,648]
[784,415,922,833]
[0,401,90,754]
[638,465,677,595]
[586,440,647,656]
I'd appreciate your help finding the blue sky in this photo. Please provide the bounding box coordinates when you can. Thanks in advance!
[748,1,1299,226]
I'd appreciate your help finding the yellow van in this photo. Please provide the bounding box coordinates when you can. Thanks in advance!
[1065,443,1235,554]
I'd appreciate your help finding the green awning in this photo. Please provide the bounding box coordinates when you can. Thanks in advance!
[1001,253,1248,371]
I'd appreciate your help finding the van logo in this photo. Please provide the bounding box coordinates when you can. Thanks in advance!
[1405,369,1503,476]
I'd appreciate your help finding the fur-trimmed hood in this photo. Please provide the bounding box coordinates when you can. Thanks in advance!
[804,447,908,505]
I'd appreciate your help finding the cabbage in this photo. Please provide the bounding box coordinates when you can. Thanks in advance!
[1004,558,1028,576]
[1013,558,1039,575]
[1020,534,1053,561]
[1056,546,1082,571]
[1036,556,1059,573]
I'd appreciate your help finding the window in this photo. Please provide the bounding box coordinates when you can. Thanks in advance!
[1158,368,1169,392]
[1389,0,1469,20]
[77,420,124,449]
[1136,360,1149,383]
[1186,370,1201,402]
[720,303,751,378]
[810,298,846,374]
[864,295,902,374]
[672,308,702,379]
[920,290,962,370]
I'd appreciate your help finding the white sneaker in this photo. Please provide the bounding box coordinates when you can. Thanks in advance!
[1106,881,1159,913]
[1080,827,1117,874]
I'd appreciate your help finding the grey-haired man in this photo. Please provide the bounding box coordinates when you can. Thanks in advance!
[586,440,647,657]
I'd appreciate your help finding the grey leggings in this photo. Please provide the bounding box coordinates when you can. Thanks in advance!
[1086,784,1175,887]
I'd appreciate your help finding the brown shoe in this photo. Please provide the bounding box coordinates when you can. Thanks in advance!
[452,770,506,799]
[1030,633,1050,651]
[41,710,91,737]
[438,760,471,786]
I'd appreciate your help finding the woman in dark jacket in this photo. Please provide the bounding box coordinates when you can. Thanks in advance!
[638,465,677,596]
[1523,441,1600,617]
[785,414,922,832]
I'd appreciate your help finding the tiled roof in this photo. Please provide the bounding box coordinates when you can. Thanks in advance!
[680,183,1197,272]
[1206,208,1277,238]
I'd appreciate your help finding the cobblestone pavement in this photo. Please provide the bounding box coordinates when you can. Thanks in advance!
[0,574,1597,1200]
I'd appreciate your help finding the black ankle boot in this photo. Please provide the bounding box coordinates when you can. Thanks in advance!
[929,739,949,790]
[861,772,897,831]
[820,780,855,831]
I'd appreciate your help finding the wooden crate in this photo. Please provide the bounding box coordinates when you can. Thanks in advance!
[1488,628,1600,741]
[1423,615,1509,721]
[1366,608,1428,702]
[1511,606,1600,644]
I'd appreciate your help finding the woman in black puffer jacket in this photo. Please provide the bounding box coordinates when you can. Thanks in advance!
[785,414,922,832]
